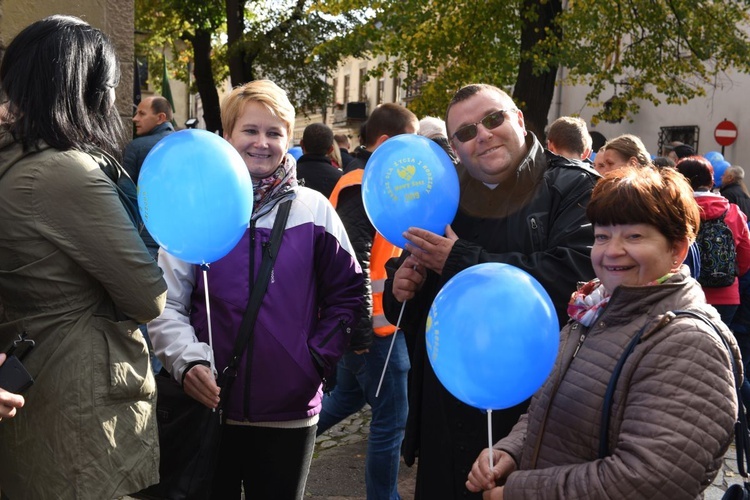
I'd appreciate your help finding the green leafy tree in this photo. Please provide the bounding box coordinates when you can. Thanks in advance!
[312,0,750,137]
[136,0,358,133]
[135,0,226,133]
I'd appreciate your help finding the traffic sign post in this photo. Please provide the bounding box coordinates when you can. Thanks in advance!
[715,119,738,155]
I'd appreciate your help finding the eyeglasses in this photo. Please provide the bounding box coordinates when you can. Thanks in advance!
[451,109,515,143]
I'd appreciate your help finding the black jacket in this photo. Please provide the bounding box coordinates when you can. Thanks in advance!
[382,135,600,498]
[296,154,342,198]
[720,182,750,219]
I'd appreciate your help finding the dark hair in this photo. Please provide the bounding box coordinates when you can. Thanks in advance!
[150,96,173,121]
[364,103,418,147]
[301,122,334,156]
[652,156,676,169]
[0,15,124,157]
[674,144,696,159]
[587,166,699,244]
[675,156,714,191]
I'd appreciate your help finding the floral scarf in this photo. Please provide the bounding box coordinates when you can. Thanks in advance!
[252,153,297,216]
[567,273,676,326]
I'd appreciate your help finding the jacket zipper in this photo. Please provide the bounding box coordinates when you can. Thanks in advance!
[244,219,257,418]
[529,216,541,251]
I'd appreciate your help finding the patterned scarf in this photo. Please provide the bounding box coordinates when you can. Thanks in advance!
[252,153,297,216]
[567,273,676,326]
[567,279,611,327]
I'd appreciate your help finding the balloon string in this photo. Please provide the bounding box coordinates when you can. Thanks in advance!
[488,409,494,471]
[202,265,213,349]
[375,299,407,398]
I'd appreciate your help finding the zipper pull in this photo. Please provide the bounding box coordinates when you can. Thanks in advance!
[572,332,586,358]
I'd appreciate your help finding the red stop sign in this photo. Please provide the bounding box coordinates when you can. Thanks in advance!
[715,120,738,147]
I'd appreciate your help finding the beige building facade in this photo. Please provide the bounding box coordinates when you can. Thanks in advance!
[0,0,136,134]
[293,55,408,148]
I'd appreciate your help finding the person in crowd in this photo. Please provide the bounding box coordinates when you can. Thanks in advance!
[121,97,173,371]
[594,133,651,175]
[297,122,342,198]
[545,115,593,162]
[123,95,175,182]
[0,353,24,420]
[652,156,676,169]
[344,122,369,173]
[149,79,363,500]
[383,83,599,498]
[328,140,344,169]
[335,133,357,170]
[319,102,419,500]
[418,115,458,164]
[466,165,741,499]
[0,15,168,499]
[593,145,607,172]
[661,140,685,161]
[675,156,750,326]
[674,143,696,161]
[721,165,750,218]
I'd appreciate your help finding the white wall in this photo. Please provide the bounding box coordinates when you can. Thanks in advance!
[550,68,750,165]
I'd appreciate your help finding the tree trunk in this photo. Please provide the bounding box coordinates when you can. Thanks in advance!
[512,0,563,142]
[190,29,223,134]
[226,0,254,86]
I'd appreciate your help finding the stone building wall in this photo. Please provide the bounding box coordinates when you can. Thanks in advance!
[0,0,134,136]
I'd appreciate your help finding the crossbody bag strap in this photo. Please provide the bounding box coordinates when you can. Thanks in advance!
[219,199,292,394]
[598,322,649,458]
[670,310,750,481]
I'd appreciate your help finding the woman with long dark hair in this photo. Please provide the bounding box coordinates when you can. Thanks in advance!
[0,15,167,499]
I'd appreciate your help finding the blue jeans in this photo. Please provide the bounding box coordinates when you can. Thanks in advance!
[318,332,410,500]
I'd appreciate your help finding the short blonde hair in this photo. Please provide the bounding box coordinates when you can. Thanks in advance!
[221,80,295,140]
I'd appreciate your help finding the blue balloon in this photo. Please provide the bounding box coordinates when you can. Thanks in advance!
[288,146,303,161]
[426,263,559,410]
[705,151,724,164]
[362,135,459,248]
[138,129,253,265]
[713,159,731,188]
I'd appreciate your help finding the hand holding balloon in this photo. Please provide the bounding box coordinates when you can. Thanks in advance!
[391,255,427,302]
[403,225,459,275]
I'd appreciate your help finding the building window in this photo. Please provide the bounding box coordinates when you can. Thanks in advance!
[332,77,338,105]
[377,77,385,105]
[344,75,350,103]
[392,75,402,103]
[359,67,367,102]
[658,126,700,156]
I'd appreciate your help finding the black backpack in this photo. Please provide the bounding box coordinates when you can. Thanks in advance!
[696,209,737,288]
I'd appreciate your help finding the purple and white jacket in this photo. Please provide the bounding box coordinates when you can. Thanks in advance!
[149,186,363,423]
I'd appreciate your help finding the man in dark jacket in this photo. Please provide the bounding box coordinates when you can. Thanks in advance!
[123,95,175,182]
[383,84,599,499]
[297,123,342,198]
[721,165,750,218]
[319,103,419,500]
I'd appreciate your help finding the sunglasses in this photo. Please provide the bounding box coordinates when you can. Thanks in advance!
[452,109,515,143]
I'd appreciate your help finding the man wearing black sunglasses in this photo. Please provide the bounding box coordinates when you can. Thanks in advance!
[383,84,600,499]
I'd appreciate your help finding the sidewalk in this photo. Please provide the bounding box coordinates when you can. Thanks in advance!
[305,406,416,499]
